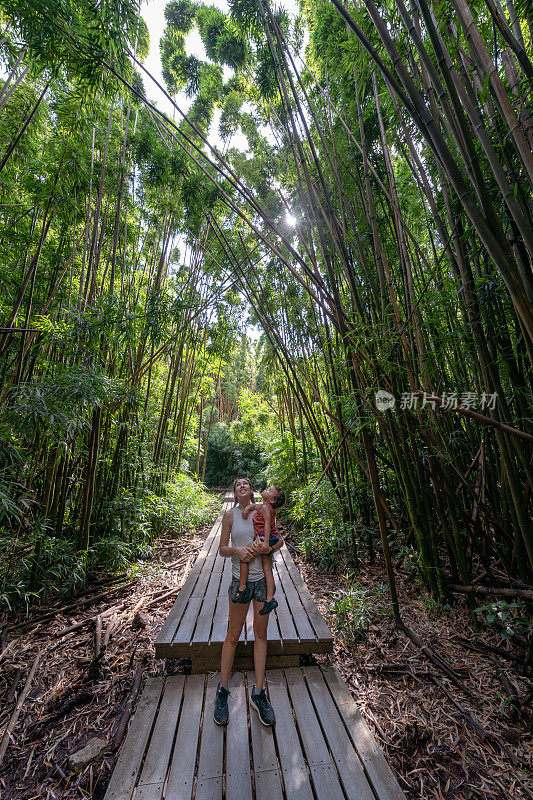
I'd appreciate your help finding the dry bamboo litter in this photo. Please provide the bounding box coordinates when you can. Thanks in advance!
[0,512,531,800]
[0,650,41,766]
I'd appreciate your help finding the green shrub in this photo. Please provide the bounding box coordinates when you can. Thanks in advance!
[0,528,146,611]
[144,473,218,536]
[331,582,387,646]
[202,422,265,487]
[474,600,530,641]
[290,478,356,570]
[261,432,305,496]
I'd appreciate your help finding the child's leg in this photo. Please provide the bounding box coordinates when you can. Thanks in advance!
[261,555,275,601]
[259,555,278,616]
[239,559,249,590]
[233,559,252,603]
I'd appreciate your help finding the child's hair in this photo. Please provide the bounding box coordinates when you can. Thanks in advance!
[232,477,255,505]
[272,487,285,509]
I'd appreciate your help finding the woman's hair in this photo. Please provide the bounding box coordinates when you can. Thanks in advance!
[232,477,255,505]
[272,487,285,509]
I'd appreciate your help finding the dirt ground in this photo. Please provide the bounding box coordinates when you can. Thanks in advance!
[0,508,531,800]
[300,551,532,800]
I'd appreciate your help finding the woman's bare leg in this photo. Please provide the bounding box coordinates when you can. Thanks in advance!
[220,596,249,687]
[261,555,275,601]
[252,598,269,689]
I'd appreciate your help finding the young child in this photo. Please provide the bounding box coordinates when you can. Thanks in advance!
[234,486,285,615]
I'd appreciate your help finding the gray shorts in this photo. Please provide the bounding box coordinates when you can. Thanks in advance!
[228,576,275,603]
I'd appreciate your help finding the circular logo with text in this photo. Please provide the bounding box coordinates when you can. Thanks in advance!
[375,390,395,411]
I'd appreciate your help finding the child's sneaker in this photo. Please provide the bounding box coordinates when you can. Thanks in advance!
[259,597,278,616]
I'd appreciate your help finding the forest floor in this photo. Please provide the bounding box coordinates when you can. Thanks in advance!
[0,505,531,800]
[301,551,532,800]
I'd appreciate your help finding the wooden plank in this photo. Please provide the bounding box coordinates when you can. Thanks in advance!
[155,525,227,658]
[274,557,317,645]
[303,668,375,800]
[227,672,253,800]
[308,763,346,798]
[190,654,300,673]
[248,670,284,800]
[170,595,203,648]
[134,784,164,800]
[321,666,407,800]
[210,562,231,644]
[279,547,333,644]
[103,677,164,800]
[265,670,314,800]
[191,566,224,646]
[136,676,185,791]
[271,559,299,649]
[190,543,220,598]
[187,535,226,650]
[164,673,205,800]
[154,574,202,653]
[284,667,345,800]
[155,519,223,651]
[195,672,224,800]
[264,578,283,647]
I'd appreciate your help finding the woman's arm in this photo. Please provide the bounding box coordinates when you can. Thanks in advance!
[219,510,256,561]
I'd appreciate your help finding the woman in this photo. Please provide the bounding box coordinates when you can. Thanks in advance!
[213,477,283,727]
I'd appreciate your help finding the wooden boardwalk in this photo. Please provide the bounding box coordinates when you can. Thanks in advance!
[104,666,406,800]
[104,497,406,800]
[155,498,333,669]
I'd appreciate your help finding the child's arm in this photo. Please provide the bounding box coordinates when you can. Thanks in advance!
[262,504,271,540]
[241,502,260,519]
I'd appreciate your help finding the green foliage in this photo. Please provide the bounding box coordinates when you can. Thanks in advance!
[165,0,196,33]
[136,17,151,60]
[201,386,275,487]
[219,91,244,139]
[215,28,249,68]
[144,474,219,536]
[263,433,303,496]
[202,421,266,487]
[0,527,143,611]
[255,45,279,100]
[2,0,140,89]
[330,581,388,646]
[196,5,228,62]
[290,479,351,569]
[229,0,263,37]
[474,600,530,641]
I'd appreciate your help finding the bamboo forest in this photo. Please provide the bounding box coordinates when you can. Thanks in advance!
[0,0,531,797]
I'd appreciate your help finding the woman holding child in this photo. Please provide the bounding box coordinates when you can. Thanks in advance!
[213,476,285,727]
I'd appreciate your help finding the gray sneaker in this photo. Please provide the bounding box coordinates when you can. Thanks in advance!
[250,685,275,726]
[214,682,231,725]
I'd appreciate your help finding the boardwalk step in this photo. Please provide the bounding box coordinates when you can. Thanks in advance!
[155,497,333,662]
[103,667,406,800]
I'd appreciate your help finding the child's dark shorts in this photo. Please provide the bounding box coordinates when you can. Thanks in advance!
[255,533,279,548]
[228,576,276,603]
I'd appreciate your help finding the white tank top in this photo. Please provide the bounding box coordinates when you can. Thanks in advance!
[230,506,264,581]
